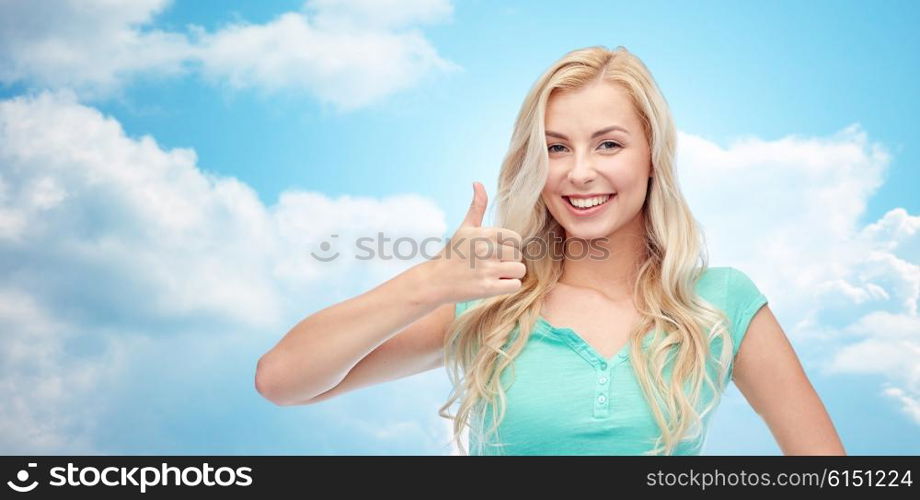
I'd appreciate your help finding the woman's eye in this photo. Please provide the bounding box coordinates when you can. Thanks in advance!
[547,142,621,154]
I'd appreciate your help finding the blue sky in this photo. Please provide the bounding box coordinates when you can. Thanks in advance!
[0,0,917,455]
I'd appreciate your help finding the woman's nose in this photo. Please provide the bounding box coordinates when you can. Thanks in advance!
[567,154,596,185]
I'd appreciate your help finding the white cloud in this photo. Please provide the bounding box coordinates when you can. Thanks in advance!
[308,0,454,30]
[0,286,118,452]
[0,90,282,330]
[0,0,459,109]
[0,90,447,451]
[679,124,919,425]
[883,386,920,424]
[0,0,191,98]
[193,7,459,111]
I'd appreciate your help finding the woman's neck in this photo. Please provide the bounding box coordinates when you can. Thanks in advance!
[558,212,647,303]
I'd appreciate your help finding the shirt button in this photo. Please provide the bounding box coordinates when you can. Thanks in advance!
[600,362,608,370]
[597,395,607,404]
[598,376,608,384]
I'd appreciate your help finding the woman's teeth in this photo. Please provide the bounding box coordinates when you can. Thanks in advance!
[566,194,611,209]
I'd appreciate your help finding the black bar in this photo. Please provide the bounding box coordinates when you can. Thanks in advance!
[1,456,917,497]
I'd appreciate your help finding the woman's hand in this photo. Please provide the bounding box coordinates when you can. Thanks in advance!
[423,182,527,305]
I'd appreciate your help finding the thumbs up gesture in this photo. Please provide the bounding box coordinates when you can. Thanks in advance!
[425,182,527,305]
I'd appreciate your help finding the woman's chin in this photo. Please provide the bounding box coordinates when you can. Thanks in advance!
[562,224,614,241]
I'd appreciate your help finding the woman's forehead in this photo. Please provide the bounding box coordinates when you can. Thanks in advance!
[545,82,639,133]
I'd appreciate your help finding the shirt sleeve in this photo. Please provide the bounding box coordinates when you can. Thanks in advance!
[454,298,484,318]
[726,267,768,372]
[454,300,471,318]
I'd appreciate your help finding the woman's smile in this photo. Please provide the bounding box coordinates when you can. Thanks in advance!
[562,193,616,217]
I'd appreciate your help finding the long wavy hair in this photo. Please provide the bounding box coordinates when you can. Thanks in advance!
[437,45,733,455]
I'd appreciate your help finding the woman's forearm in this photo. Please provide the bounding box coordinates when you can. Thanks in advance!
[255,261,442,405]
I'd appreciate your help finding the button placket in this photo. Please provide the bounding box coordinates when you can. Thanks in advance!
[593,364,612,418]
[538,318,636,420]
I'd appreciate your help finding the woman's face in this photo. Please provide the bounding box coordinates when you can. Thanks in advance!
[541,80,652,241]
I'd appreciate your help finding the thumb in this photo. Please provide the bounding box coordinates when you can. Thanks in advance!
[461,181,488,228]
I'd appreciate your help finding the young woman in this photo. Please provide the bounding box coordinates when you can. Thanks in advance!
[255,46,846,456]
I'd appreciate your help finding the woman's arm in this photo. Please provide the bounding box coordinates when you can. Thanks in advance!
[254,182,525,406]
[732,305,847,455]
[254,261,448,406]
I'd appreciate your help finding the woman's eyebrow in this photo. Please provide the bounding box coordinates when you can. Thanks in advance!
[545,125,630,141]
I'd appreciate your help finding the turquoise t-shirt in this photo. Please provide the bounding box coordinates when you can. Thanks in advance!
[453,266,768,455]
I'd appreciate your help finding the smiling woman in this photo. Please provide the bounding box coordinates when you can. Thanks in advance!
[541,82,649,233]
[255,44,846,457]
[437,45,845,456]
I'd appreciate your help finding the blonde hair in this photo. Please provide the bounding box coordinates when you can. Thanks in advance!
[438,45,733,455]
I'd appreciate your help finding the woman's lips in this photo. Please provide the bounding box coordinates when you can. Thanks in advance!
[562,193,615,217]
